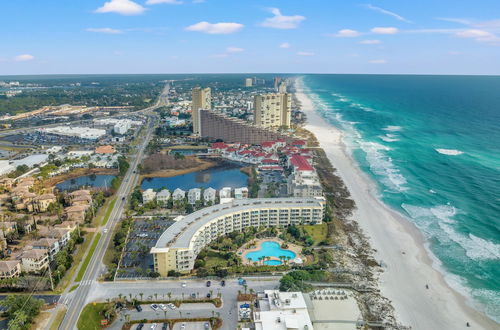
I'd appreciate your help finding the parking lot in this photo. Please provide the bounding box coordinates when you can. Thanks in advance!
[131,321,210,330]
[116,217,174,278]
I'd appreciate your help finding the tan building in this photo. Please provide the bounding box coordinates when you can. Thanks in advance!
[191,87,211,135]
[19,249,49,273]
[33,194,57,212]
[151,197,325,276]
[245,78,253,87]
[254,93,291,129]
[199,110,294,145]
[65,205,89,223]
[0,260,21,279]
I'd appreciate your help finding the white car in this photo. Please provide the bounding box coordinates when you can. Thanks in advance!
[159,304,167,311]
[168,303,176,310]
[103,228,108,233]
[181,281,187,288]
[180,323,186,330]
[150,324,157,330]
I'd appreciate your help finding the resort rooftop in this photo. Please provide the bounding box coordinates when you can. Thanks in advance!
[153,197,325,250]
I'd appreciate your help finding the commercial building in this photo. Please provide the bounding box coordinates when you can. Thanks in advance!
[41,126,106,140]
[254,290,313,330]
[245,78,253,87]
[254,93,291,129]
[192,87,211,135]
[113,120,132,135]
[151,197,325,275]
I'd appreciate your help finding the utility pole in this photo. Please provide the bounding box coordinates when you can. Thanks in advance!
[47,263,54,291]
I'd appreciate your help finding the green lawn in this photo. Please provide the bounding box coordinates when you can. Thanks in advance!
[69,284,79,292]
[77,303,110,330]
[75,233,101,282]
[302,223,328,245]
[204,251,229,268]
[101,198,116,226]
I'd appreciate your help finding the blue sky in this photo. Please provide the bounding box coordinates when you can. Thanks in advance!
[1,0,499,75]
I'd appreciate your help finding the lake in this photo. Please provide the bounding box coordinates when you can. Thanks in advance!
[141,163,248,191]
[56,174,116,192]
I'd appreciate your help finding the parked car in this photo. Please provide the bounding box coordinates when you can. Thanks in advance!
[136,324,144,330]
[204,322,210,329]
[135,305,143,312]
[180,323,186,330]
[161,324,168,330]
[181,281,187,288]
[221,280,225,286]
[150,324,157,330]
[206,293,211,298]
[150,304,159,311]
[168,303,176,310]
[191,293,196,299]
[206,280,211,287]
[159,304,167,311]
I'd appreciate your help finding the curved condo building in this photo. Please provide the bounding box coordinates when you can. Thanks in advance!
[151,197,326,276]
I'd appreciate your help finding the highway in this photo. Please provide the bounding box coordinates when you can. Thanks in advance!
[58,114,157,329]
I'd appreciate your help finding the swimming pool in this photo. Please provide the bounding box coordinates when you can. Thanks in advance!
[245,241,296,264]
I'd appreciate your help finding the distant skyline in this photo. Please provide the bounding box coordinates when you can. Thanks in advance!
[1,0,500,75]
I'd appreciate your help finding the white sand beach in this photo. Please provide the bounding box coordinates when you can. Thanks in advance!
[295,80,499,329]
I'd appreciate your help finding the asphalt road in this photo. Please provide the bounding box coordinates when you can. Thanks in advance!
[58,115,157,330]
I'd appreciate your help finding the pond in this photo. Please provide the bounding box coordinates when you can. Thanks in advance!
[169,148,207,156]
[245,241,296,265]
[140,163,248,191]
[56,174,116,192]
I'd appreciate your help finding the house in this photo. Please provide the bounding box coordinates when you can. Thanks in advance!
[142,189,157,203]
[55,221,78,232]
[187,188,201,205]
[37,226,74,247]
[0,178,14,189]
[203,187,216,204]
[31,238,60,261]
[156,189,171,204]
[0,221,17,237]
[65,205,88,223]
[234,187,249,199]
[19,249,49,273]
[172,188,186,201]
[0,260,21,279]
[219,187,232,199]
[33,194,57,212]
[67,190,92,205]
[95,145,115,154]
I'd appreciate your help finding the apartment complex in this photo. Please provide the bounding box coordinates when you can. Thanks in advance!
[245,78,253,87]
[199,109,293,145]
[151,197,325,276]
[191,87,211,135]
[254,93,291,129]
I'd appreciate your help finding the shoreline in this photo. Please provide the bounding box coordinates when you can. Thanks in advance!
[294,79,498,329]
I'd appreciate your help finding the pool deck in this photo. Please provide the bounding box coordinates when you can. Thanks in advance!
[238,238,303,266]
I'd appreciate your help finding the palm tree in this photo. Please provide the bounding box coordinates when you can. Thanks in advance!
[167,292,172,299]
[243,284,248,294]
[139,292,144,301]
[154,293,158,301]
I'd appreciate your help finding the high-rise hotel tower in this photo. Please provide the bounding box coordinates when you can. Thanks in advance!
[191,87,211,134]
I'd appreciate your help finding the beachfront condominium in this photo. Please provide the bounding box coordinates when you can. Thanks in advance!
[151,197,325,275]
[254,93,292,129]
[245,78,253,87]
[191,87,211,135]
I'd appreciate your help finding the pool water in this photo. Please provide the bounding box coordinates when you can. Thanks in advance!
[245,241,296,264]
[264,260,283,266]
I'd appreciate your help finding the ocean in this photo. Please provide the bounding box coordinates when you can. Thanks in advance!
[300,74,500,322]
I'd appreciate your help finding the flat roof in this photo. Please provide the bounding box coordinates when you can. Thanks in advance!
[153,197,324,250]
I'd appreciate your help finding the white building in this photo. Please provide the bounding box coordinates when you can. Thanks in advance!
[234,187,249,199]
[203,187,216,204]
[172,188,186,201]
[113,120,131,135]
[142,189,157,203]
[219,187,232,199]
[46,146,62,154]
[188,188,201,204]
[0,160,14,176]
[19,249,49,273]
[156,189,171,204]
[254,290,313,330]
[41,126,106,140]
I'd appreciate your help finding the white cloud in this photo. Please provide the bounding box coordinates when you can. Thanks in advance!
[95,0,145,15]
[369,59,387,64]
[146,0,182,4]
[279,42,291,48]
[371,27,399,34]
[335,29,361,37]
[14,54,35,62]
[185,21,243,34]
[260,8,305,29]
[359,39,381,44]
[226,47,244,53]
[363,4,411,23]
[456,29,500,43]
[297,51,314,56]
[86,27,123,34]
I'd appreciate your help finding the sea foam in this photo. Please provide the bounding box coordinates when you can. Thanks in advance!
[436,148,464,156]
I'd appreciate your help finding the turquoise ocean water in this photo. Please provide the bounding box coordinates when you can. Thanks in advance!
[300,74,500,322]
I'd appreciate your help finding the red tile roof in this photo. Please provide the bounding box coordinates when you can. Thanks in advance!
[290,154,314,171]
